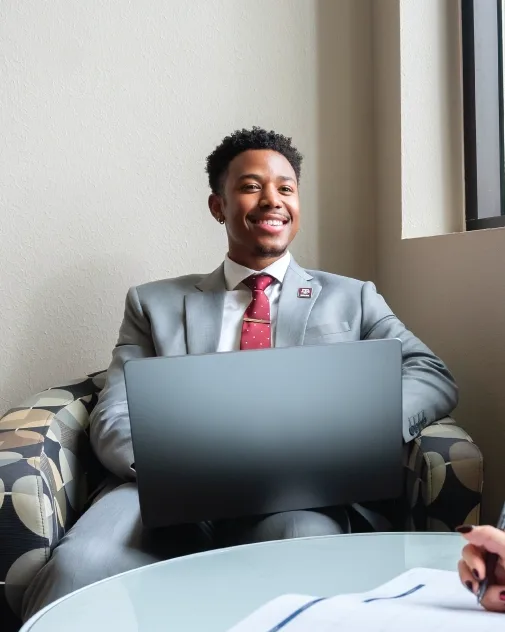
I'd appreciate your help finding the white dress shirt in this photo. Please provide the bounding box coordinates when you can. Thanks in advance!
[216,252,291,352]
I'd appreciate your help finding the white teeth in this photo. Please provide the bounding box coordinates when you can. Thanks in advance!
[257,219,283,226]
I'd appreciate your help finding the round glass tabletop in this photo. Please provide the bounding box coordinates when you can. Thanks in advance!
[22,532,464,632]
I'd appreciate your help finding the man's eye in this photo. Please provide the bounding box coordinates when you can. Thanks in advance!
[280,186,293,193]
[242,183,260,191]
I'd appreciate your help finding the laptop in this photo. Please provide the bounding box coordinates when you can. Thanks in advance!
[124,339,403,529]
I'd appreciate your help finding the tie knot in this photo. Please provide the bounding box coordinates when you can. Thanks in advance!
[244,274,274,292]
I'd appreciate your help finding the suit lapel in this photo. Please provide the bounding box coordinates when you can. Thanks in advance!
[185,258,320,353]
[185,264,225,355]
[275,260,321,348]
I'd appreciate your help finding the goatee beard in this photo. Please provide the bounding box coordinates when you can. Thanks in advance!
[253,245,287,258]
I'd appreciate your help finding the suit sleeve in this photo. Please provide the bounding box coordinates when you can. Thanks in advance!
[360,281,458,442]
[90,287,155,480]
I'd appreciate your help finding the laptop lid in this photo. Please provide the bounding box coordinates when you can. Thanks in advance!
[125,339,403,529]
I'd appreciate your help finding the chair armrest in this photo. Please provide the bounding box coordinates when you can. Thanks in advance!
[0,372,105,619]
[404,417,483,532]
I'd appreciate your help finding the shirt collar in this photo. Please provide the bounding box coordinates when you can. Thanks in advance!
[223,252,291,291]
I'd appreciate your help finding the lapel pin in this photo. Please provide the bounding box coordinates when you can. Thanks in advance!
[297,288,312,298]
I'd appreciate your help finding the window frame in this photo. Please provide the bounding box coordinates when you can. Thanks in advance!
[462,0,505,230]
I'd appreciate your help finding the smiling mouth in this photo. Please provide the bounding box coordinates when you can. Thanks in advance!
[247,217,289,235]
[248,218,289,226]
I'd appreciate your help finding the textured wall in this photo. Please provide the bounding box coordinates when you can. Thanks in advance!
[0,0,375,411]
[399,0,465,238]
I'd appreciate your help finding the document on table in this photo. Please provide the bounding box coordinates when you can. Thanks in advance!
[227,568,504,631]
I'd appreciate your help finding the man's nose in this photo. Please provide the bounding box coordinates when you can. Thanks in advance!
[259,186,282,208]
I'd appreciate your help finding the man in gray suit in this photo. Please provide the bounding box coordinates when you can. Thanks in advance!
[22,127,458,619]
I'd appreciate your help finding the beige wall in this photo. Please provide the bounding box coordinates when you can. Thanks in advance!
[374,0,505,522]
[399,0,465,238]
[5,0,498,524]
[0,0,375,412]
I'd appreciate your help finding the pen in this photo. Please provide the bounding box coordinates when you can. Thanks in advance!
[476,501,505,604]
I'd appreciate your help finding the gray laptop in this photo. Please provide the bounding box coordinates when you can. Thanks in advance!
[124,339,403,529]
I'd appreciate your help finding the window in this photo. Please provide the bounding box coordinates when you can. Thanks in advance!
[462,0,505,230]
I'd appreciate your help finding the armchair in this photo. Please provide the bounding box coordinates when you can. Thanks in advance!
[0,372,483,631]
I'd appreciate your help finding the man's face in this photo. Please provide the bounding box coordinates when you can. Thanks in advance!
[209,149,300,269]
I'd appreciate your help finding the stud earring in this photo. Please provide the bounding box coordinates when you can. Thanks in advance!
[218,217,225,224]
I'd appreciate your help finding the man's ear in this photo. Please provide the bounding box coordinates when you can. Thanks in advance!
[208,193,224,223]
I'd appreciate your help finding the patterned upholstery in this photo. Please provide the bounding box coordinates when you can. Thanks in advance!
[0,372,106,632]
[405,420,483,531]
[0,372,483,631]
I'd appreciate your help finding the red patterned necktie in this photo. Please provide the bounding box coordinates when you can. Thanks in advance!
[240,274,275,350]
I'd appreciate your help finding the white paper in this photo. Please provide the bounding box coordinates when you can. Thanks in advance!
[227,568,504,631]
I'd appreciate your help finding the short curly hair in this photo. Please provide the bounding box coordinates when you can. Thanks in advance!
[206,126,303,194]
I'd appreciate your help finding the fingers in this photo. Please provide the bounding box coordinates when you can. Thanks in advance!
[479,584,505,613]
[459,526,505,557]
[459,558,505,612]
[458,559,478,594]
[461,543,487,583]
[457,526,505,612]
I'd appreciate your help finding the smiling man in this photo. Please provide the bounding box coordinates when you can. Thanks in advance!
[22,127,458,619]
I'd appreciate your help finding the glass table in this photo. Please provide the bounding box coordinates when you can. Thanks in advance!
[21,533,464,631]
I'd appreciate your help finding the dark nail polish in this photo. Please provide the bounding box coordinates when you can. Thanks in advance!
[500,591,505,602]
[456,525,474,534]
[472,569,481,581]
[465,581,474,593]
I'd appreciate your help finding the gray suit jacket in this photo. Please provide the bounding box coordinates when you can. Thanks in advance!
[90,259,458,480]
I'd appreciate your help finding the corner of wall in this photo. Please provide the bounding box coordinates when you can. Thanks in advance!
[372,0,402,295]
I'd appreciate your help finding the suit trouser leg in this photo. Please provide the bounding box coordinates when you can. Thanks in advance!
[217,506,349,545]
[22,485,348,621]
[21,482,213,622]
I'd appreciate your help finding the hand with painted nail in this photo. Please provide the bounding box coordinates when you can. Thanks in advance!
[457,525,505,612]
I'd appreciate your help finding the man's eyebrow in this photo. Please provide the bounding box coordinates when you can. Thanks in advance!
[237,173,263,181]
[237,173,296,183]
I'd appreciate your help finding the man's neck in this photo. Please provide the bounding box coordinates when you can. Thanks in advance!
[227,252,287,271]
